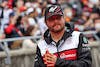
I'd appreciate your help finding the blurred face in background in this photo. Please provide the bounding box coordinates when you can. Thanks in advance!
[2,1,9,10]
[82,11,90,17]
[9,16,14,22]
[81,11,90,21]
[16,0,24,8]
[64,8,73,18]
[29,12,35,17]
[64,7,73,22]
[28,9,38,18]
[94,18,100,31]
[42,1,47,7]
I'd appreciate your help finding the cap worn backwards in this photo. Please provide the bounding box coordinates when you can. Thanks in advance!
[45,5,64,20]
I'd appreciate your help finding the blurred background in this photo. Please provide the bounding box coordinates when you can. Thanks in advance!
[0,0,100,67]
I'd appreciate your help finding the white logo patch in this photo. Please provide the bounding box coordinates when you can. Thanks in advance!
[49,6,57,12]
[35,54,38,61]
[60,53,76,59]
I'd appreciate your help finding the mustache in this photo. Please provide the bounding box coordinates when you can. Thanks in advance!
[53,23,61,27]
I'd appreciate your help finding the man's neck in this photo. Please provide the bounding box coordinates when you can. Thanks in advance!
[50,28,65,43]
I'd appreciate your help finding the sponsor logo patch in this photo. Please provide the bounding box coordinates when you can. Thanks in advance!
[83,37,88,43]
[60,53,76,59]
[49,6,57,12]
[54,49,77,60]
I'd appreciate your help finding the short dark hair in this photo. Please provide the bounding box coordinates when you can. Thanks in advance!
[24,26,35,36]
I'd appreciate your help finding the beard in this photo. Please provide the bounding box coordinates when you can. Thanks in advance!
[48,23,65,32]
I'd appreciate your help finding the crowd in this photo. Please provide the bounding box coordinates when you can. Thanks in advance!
[0,0,100,50]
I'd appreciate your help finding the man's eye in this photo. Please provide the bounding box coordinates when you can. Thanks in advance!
[49,19,54,21]
[57,17,61,20]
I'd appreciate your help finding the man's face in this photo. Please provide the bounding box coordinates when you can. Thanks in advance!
[82,11,90,17]
[46,15,65,32]
[95,19,100,23]
[29,12,34,17]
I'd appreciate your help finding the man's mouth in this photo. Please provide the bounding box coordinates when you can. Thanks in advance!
[53,24,60,27]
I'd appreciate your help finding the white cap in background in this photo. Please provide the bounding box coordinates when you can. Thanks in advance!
[26,8,34,15]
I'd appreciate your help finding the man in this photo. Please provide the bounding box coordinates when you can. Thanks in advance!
[34,5,92,67]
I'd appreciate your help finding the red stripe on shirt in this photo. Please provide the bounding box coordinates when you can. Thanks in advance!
[54,49,77,60]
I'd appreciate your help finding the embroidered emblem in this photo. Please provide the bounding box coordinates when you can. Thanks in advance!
[49,6,57,12]
[83,37,88,43]
[67,40,73,44]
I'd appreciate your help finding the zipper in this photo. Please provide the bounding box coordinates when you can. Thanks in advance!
[56,41,60,57]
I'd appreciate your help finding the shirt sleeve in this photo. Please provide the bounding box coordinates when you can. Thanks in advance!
[55,33,92,67]
[5,23,14,34]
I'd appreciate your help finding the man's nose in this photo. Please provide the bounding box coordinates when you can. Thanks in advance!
[54,18,58,23]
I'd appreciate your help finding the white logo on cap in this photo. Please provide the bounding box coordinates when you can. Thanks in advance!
[49,6,57,12]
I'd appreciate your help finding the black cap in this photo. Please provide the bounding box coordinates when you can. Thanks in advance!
[9,11,16,17]
[45,5,64,20]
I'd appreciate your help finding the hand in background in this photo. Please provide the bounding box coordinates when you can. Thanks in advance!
[0,34,6,39]
[43,50,57,67]
[11,15,18,25]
